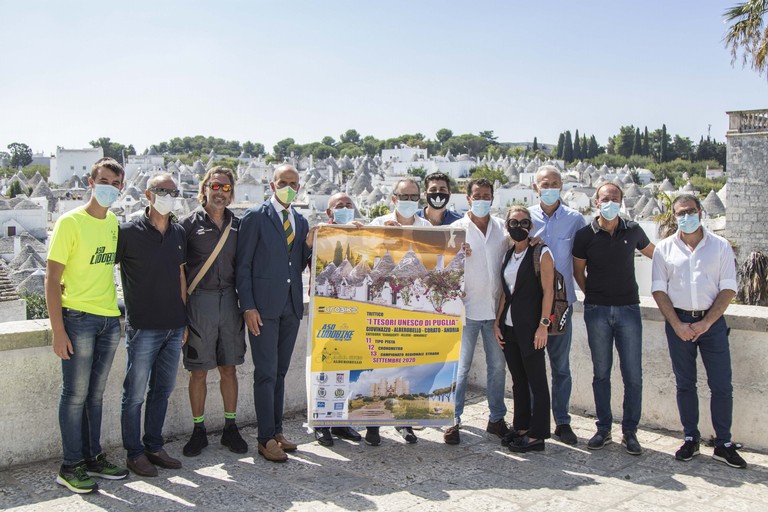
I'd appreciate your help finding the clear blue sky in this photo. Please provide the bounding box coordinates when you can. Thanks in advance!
[1,0,765,155]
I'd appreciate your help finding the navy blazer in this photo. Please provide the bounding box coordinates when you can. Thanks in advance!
[236,201,311,320]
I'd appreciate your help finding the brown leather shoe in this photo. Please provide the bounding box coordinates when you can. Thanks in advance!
[274,433,297,452]
[144,449,182,469]
[258,439,287,462]
[127,454,158,477]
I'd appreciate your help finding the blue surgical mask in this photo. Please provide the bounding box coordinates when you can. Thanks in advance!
[471,199,492,217]
[540,188,561,206]
[93,184,119,207]
[600,201,621,221]
[333,207,354,224]
[677,213,701,234]
[396,200,419,218]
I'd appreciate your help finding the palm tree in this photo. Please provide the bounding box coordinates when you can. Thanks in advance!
[723,0,768,78]
[652,192,678,239]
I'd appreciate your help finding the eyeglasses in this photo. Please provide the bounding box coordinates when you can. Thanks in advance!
[396,194,420,201]
[208,183,232,192]
[507,219,532,229]
[675,208,698,217]
[148,187,179,198]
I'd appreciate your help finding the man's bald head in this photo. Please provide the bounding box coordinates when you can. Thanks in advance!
[328,192,354,210]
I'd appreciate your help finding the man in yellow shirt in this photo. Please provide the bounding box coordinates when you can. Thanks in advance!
[46,157,128,493]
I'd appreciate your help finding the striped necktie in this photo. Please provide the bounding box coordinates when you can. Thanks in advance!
[282,209,294,252]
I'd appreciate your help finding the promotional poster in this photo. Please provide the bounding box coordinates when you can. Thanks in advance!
[307,224,466,428]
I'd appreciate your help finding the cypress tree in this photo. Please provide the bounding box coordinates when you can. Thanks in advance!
[660,124,668,162]
[642,126,649,156]
[573,130,581,160]
[532,137,538,152]
[556,133,565,159]
[563,131,574,162]
[588,135,599,158]
[582,135,588,157]
[632,128,642,155]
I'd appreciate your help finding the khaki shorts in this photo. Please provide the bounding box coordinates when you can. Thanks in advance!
[183,288,246,371]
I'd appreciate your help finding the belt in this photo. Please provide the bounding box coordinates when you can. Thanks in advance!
[674,308,709,318]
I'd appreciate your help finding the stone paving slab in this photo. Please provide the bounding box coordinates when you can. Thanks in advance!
[1,392,767,512]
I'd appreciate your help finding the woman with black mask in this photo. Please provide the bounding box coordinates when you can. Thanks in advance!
[494,205,555,452]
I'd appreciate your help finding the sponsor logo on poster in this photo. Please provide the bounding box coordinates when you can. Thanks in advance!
[336,373,345,384]
[334,389,345,398]
[317,373,328,383]
[317,387,327,398]
[334,402,344,410]
[316,401,326,409]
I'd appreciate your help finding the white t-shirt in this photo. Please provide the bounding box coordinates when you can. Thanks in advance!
[369,211,431,227]
[503,246,551,327]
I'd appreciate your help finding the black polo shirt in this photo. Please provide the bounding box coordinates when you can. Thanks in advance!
[116,208,187,329]
[572,217,651,306]
[180,208,239,290]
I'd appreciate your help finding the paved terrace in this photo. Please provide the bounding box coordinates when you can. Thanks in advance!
[1,392,767,512]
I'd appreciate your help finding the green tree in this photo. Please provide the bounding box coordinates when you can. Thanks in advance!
[573,130,581,160]
[556,133,565,159]
[724,0,768,78]
[7,143,32,169]
[469,165,508,185]
[242,141,265,156]
[321,136,336,147]
[478,130,498,145]
[333,241,343,266]
[273,138,296,160]
[642,126,650,156]
[436,128,453,146]
[532,137,538,152]
[612,125,636,157]
[7,180,22,198]
[340,129,361,145]
[368,203,390,218]
[588,135,600,159]
[563,131,574,162]
[20,292,48,319]
[89,137,136,162]
[660,124,669,162]
[632,128,642,155]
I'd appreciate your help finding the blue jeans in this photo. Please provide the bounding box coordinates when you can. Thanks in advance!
[584,304,643,433]
[666,313,732,446]
[453,318,507,425]
[121,325,184,459]
[546,306,573,426]
[59,310,121,466]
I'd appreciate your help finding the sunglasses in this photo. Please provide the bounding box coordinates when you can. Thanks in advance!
[148,187,180,198]
[507,219,532,229]
[396,194,420,201]
[208,183,232,192]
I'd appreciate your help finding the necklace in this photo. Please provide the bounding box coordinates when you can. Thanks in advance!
[512,249,525,261]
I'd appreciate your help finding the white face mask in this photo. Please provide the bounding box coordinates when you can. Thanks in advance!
[152,194,174,216]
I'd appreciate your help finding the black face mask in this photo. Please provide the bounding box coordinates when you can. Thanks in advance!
[426,192,450,210]
[507,227,529,242]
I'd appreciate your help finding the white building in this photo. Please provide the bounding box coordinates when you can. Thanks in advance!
[49,147,103,186]
[124,151,165,181]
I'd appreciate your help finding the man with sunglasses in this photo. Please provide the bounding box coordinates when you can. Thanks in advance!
[179,167,248,458]
[444,178,511,445]
[369,178,431,227]
[651,194,746,469]
[529,165,586,446]
[117,173,187,476]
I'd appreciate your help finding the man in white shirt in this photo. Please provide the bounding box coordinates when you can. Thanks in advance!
[651,194,746,469]
[369,178,431,227]
[443,178,510,444]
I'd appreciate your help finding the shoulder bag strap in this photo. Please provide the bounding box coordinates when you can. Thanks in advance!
[187,216,234,295]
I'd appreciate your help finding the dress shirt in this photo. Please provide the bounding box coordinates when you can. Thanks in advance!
[530,203,586,305]
[453,214,508,321]
[651,228,737,311]
[369,211,431,227]
[270,194,295,233]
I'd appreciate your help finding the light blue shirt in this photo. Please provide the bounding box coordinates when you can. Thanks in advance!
[530,202,586,305]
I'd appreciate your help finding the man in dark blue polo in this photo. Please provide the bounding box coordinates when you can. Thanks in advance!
[416,172,462,226]
[117,173,187,477]
[236,164,315,462]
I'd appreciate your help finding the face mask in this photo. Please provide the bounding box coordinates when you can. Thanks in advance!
[600,201,621,221]
[332,207,354,225]
[508,227,529,242]
[396,200,419,218]
[470,200,492,218]
[152,193,174,216]
[274,185,297,204]
[677,213,701,234]
[93,184,119,207]
[540,188,561,206]
[426,192,450,210]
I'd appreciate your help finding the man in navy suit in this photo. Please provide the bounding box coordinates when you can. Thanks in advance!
[236,164,315,462]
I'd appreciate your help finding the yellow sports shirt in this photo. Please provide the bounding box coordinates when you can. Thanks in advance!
[47,207,121,317]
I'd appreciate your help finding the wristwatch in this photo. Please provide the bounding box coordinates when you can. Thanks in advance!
[540,317,551,327]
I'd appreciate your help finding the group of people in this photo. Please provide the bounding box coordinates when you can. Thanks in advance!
[46,158,746,494]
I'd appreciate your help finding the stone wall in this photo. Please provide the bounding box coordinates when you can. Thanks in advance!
[726,110,768,261]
